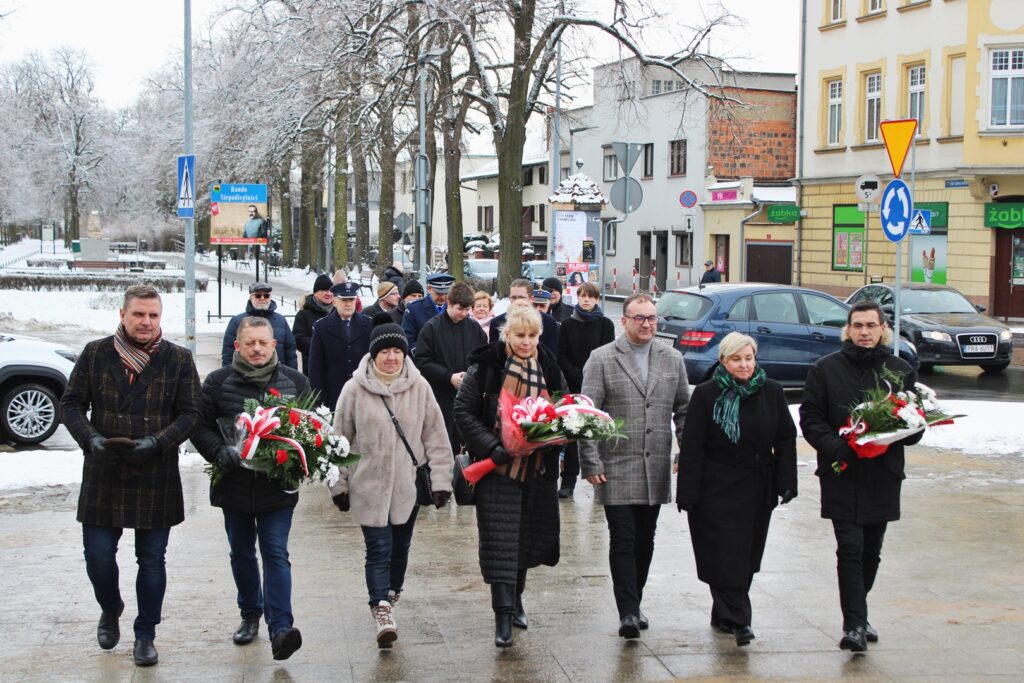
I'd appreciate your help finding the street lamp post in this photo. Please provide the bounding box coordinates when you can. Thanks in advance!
[415,48,445,281]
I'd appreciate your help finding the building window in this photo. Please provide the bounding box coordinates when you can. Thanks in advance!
[603,219,617,256]
[484,206,494,231]
[830,0,844,22]
[827,79,843,146]
[674,233,692,267]
[868,0,883,12]
[523,167,533,186]
[539,165,547,185]
[669,139,687,176]
[603,152,619,181]
[990,48,1024,128]
[651,79,662,95]
[947,55,965,136]
[642,143,654,178]
[560,166,570,180]
[538,205,546,232]
[908,65,926,134]
[865,72,881,142]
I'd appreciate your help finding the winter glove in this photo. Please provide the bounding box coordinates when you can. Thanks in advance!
[214,445,242,473]
[332,493,350,512]
[122,436,161,468]
[490,447,511,466]
[779,490,797,505]
[87,434,120,465]
[432,490,451,509]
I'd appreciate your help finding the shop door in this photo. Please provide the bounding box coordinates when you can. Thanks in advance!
[994,228,1024,318]
[655,232,668,293]
[639,233,652,291]
[746,243,793,284]
[714,235,730,281]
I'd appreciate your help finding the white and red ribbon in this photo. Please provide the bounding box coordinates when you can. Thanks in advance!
[237,406,308,476]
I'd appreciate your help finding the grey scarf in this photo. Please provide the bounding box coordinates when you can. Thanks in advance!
[232,350,279,386]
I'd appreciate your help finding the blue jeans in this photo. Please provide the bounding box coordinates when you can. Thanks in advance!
[82,524,171,640]
[222,507,295,638]
[360,506,419,606]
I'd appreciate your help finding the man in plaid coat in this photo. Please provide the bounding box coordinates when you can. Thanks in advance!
[579,292,689,640]
[61,284,201,667]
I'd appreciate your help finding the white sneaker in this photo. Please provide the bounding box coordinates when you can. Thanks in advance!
[371,600,397,648]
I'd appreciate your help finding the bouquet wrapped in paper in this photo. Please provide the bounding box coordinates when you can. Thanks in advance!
[207,388,360,491]
[833,370,963,474]
[462,390,626,485]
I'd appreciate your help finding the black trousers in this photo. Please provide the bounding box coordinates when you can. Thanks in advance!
[832,519,888,631]
[603,504,661,619]
[561,442,579,483]
[710,580,753,629]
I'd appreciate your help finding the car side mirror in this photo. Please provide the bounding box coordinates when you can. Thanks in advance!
[975,303,987,313]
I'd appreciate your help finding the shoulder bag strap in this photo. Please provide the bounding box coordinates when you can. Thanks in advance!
[379,395,419,466]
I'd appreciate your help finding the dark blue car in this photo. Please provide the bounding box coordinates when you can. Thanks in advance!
[654,283,919,387]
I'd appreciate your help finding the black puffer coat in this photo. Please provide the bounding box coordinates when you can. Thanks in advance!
[799,342,922,524]
[382,265,405,295]
[292,294,332,374]
[192,361,310,513]
[557,309,615,393]
[454,342,564,583]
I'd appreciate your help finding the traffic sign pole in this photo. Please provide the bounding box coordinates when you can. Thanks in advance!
[183,0,196,357]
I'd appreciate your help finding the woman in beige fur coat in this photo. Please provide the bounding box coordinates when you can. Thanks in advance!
[329,318,453,648]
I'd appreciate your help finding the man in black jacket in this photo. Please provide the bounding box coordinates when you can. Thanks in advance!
[799,301,922,653]
[291,274,334,375]
[193,316,309,661]
[542,277,572,323]
[489,279,559,356]
[414,281,487,454]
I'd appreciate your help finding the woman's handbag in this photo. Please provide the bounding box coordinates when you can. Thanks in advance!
[380,396,433,506]
[452,451,476,506]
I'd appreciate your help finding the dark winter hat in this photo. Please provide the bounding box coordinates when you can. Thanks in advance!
[313,274,333,293]
[403,279,424,298]
[369,314,409,358]
[249,282,272,293]
[542,276,563,294]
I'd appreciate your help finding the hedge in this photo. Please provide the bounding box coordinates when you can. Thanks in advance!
[0,271,208,292]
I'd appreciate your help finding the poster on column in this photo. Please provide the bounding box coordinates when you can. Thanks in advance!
[910,233,948,284]
[553,210,586,263]
[564,262,589,303]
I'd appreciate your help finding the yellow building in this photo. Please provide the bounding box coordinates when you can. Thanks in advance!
[797,0,1024,316]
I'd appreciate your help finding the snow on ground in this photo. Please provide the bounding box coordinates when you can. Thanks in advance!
[0,451,206,491]
[788,399,1024,458]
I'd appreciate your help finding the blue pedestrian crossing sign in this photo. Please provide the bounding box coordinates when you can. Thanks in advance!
[880,178,912,243]
[909,209,932,235]
[177,155,195,219]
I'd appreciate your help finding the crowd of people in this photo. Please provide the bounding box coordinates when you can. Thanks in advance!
[60,269,917,667]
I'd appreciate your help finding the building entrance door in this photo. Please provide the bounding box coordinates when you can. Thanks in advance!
[639,233,652,291]
[746,242,793,284]
[994,228,1024,318]
[655,232,668,293]
[714,235,730,281]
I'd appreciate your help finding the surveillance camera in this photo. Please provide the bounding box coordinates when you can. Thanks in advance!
[575,158,584,170]
[990,183,1000,197]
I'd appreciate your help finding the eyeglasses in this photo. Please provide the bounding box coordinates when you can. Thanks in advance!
[532,302,548,308]
[628,315,659,326]
[251,292,272,299]
[850,322,880,330]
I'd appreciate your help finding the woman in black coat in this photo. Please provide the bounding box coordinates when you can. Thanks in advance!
[676,332,797,647]
[555,281,615,498]
[454,305,564,648]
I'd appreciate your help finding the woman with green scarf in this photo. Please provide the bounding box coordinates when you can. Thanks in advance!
[676,332,797,647]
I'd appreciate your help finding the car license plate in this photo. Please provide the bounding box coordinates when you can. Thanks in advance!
[963,344,994,353]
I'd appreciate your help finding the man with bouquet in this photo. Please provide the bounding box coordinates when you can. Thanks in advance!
[800,301,923,653]
[192,316,309,661]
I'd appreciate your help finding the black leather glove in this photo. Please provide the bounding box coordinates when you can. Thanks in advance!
[432,490,451,509]
[490,447,511,466]
[122,436,161,468]
[332,493,350,512]
[87,434,119,465]
[779,490,797,505]
[214,445,242,473]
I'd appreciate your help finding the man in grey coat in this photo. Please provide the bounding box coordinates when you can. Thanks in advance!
[579,292,689,639]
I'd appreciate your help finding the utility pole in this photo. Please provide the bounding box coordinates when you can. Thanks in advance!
[183,0,196,356]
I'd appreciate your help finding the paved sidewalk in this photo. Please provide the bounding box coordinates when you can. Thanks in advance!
[0,441,1022,681]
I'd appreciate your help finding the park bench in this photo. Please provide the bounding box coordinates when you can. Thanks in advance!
[67,260,130,271]
[358,268,375,295]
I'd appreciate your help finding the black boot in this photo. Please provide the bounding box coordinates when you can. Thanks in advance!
[513,569,528,629]
[96,599,124,650]
[491,583,515,648]
[232,610,261,645]
[132,639,158,667]
[557,481,575,499]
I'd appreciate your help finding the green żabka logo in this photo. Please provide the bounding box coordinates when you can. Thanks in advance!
[984,203,1024,228]
[767,205,801,223]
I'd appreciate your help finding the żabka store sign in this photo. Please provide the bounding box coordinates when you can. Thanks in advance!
[984,203,1024,229]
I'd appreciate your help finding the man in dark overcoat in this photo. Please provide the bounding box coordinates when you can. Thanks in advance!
[307,281,371,410]
[221,283,298,369]
[193,316,309,661]
[401,273,454,351]
[60,284,201,667]
[488,279,560,355]
[800,301,923,652]
[291,273,334,374]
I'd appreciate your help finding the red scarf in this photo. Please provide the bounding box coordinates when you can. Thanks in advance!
[114,324,162,384]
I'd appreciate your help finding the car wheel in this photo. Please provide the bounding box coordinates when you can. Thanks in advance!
[0,383,61,445]
[981,362,1010,374]
[918,363,934,373]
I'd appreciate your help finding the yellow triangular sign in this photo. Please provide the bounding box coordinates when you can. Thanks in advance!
[879,119,918,178]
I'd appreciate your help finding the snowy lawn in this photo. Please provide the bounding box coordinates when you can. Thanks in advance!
[0,451,207,491]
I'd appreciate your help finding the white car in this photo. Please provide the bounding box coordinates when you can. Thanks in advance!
[0,333,77,444]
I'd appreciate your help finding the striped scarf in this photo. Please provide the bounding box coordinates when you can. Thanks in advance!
[114,324,162,385]
[497,349,547,482]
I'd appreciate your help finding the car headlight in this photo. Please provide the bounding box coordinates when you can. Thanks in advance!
[1000,329,1013,342]
[920,330,952,342]
[56,349,78,363]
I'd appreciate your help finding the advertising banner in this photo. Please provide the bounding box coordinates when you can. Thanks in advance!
[910,233,948,284]
[210,183,269,245]
[553,210,586,263]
